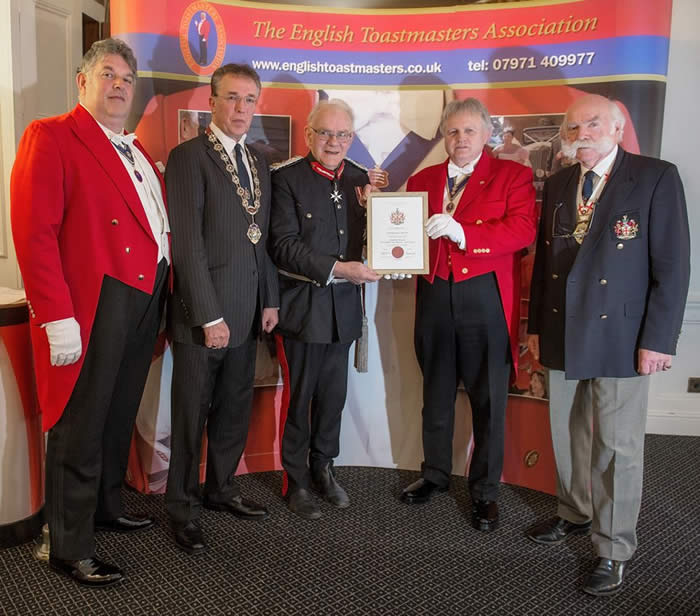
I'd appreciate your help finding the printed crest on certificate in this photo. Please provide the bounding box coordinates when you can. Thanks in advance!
[367,192,429,275]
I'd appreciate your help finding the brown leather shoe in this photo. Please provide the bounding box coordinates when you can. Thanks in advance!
[527,516,592,545]
[583,558,627,596]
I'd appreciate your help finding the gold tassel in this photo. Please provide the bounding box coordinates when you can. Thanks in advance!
[354,313,368,373]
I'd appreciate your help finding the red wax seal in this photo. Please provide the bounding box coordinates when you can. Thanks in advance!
[391,246,404,258]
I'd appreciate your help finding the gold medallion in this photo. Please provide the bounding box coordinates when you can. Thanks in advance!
[247,222,262,244]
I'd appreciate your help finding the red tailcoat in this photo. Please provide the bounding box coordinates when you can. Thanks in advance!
[407,154,537,376]
[11,105,167,430]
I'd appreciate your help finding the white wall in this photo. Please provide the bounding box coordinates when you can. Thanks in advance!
[648,0,700,434]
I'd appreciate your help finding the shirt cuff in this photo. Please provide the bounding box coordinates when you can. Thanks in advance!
[202,317,224,328]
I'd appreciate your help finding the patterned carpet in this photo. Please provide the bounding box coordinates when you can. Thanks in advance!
[1,434,699,615]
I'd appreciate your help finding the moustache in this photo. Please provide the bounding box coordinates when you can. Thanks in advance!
[560,136,614,159]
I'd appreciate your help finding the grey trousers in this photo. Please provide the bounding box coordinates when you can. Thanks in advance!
[547,370,649,561]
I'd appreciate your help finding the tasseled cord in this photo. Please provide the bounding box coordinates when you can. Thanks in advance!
[354,284,368,372]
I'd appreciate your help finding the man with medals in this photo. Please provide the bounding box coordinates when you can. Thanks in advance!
[401,99,537,534]
[164,64,279,553]
[526,94,690,596]
[269,99,381,519]
[11,39,170,586]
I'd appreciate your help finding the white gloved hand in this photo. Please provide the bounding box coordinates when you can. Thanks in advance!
[425,214,466,249]
[383,273,413,280]
[44,317,82,366]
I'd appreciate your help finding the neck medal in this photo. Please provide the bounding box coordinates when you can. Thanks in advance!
[112,139,143,183]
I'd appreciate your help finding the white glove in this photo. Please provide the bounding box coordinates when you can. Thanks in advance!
[382,273,413,280]
[44,317,82,366]
[425,214,466,250]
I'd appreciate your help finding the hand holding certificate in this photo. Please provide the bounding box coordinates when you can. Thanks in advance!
[367,192,429,275]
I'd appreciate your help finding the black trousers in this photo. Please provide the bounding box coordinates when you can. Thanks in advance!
[414,274,511,502]
[281,337,352,492]
[46,259,168,560]
[198,39,208,65]
[165,334,257,525]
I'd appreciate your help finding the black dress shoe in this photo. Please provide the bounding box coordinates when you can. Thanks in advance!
[583,558,627,596]
[173,520,207,554]
[203,495,270,520]
[49,556,123,587]
[287,488,322,520]
[527,516,592,545]
[312,463,350,508]
[400,478,448,504]
[471,500,499,532]
[95,514,155,533]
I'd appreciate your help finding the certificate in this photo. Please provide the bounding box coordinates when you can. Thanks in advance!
[367,191,429,274]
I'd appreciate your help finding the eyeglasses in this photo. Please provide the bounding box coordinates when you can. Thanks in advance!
[215,94,257,108]
[310,127,353,143]
[551,201,597,241]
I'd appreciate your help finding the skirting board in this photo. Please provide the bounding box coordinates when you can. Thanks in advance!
[647,409,700,436]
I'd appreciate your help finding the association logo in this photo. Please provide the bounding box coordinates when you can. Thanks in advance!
[613,215,639,240]
[180,1,226,75]
[390,208,405,225]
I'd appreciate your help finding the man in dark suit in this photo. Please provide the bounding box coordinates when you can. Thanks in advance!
[165,64,279,553]
[11,38,169,586]
[270,99,380,520]
[526,94,690,596]
[400,98,537,532]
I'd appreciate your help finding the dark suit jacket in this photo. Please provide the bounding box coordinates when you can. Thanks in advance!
[270,155,367,344]
[529,148,690,378]
[166,133,279,348]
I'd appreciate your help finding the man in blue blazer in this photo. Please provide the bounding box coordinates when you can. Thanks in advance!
[526,94,690,596]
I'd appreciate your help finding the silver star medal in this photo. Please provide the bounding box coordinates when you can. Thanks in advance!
[330,186,343,205]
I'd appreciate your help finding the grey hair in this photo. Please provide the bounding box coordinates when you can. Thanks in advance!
[211,63,262,97]
[440,98,491,136]
[78,37,137,76]
[560,96,626,142]
[307,99,355,130]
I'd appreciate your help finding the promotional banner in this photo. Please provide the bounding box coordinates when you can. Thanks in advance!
[112,0,672,495]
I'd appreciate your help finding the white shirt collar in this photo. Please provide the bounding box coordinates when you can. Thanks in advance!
[80,103,135,144]
[448,151,482,178]
[581,145,618,178]
[209,122,246,153]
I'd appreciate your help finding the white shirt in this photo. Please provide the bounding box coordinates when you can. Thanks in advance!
[87,107,170,265]
[208,122,254,189]
[579,145,618,199]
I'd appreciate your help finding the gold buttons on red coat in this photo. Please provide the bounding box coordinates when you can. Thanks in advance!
[138,274,144,280]
[461,267,469,274]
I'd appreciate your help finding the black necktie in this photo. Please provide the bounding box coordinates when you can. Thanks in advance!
[582,169,596,201]
[235,144,252,199]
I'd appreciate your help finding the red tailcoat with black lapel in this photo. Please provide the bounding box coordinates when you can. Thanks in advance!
[11,104,167,430]
[407,153,537,376]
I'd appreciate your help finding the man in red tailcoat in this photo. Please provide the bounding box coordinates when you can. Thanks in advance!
[401,98,537,532]
[11,38,170,587]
